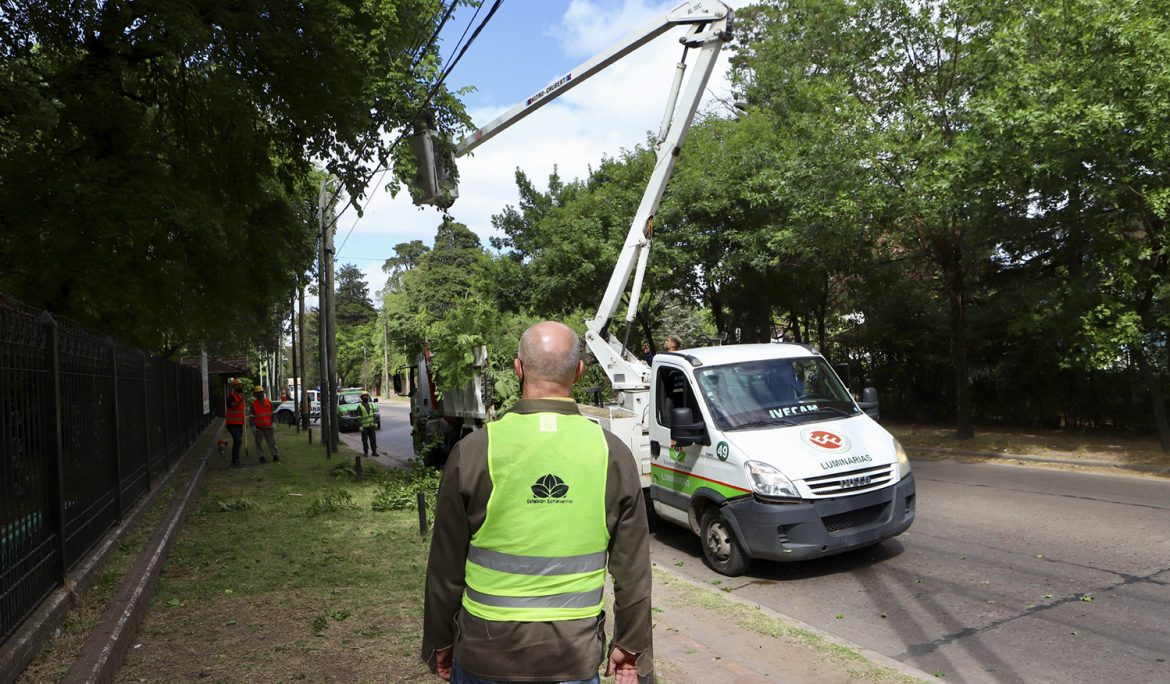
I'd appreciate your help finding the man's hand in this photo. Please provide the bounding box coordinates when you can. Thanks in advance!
[604,647,638,684]
[434,647,453,681]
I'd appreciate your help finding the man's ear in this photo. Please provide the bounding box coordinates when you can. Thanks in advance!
[574,359,584,382]
[514,357,524,381]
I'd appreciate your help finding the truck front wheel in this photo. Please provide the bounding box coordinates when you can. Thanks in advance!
[700,509,750,577]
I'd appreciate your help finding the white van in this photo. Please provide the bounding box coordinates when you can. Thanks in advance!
[646,343,916,576]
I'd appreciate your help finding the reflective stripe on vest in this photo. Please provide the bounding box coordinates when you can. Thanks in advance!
[358,402,376,428]
[225,393,245,425]
[252,399,273,428]
[462,411,610,623]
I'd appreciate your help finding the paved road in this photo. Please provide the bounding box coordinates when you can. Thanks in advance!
[335,401,415,468]
[365,408,1170,682]
[651,459,1170,683]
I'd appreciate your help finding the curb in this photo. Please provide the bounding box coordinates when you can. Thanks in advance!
[654,565,936,682]
[0,424,218,684]
[905,446,1170,474]
[60,426,217,683]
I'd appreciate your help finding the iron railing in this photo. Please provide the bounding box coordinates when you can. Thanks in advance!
[0,295,210,644]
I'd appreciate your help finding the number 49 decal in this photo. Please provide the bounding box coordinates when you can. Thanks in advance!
[715,441,730,461]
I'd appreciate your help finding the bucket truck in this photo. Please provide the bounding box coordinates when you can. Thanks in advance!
[406,0,915,576]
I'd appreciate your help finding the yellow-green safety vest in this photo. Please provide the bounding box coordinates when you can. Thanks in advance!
[358,402,377,428]
[462,411,610,622]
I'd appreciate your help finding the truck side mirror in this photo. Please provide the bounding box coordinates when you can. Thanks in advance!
[393,373,404,395]
[859,386,880,421]
[670,406,708,446]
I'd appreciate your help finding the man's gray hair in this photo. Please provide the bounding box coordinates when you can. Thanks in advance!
[518,323,581,384]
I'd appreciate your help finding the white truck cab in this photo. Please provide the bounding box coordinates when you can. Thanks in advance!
[646,343,915,575]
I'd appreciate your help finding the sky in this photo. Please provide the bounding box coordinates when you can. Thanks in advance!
[332,0,749,303]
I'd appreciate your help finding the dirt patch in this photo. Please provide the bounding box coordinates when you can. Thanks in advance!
[117,589,428,683]
[888,422,1170,470]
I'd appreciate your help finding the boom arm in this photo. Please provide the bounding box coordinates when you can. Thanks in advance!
[456,1,733,394]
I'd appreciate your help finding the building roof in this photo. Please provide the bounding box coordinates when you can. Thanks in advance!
[180,355,250,375]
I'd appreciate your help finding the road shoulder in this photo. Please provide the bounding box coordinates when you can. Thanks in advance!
[649,565,933,683]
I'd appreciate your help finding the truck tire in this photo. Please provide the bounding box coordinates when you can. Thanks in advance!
[700,508,750,577]
[276,410,295,425]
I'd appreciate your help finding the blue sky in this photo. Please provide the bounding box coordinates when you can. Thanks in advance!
[332,0,748,302]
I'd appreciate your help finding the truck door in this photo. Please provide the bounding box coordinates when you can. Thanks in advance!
[648,361,705,504]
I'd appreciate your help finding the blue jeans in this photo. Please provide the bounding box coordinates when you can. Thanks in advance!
[451,660,599,684]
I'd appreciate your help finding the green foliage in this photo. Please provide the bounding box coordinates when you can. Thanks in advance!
[370,461,443,515]
[0,0,470,354]
[305,488,358,517]
[368,0,1170,441]
[215,498,255,513]
[336,264,377,328]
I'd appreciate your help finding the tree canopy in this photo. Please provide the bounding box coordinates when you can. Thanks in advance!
[0,0,469,354]
[379,0,1170,449]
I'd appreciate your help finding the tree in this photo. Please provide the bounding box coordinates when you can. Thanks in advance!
[970,0,1170,448]
[0,0,469,353]
[335,263,377,328]
[736,0,1031,437]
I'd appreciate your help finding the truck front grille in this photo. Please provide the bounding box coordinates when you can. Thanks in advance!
[823,503,885,533]
[802,464,893,497]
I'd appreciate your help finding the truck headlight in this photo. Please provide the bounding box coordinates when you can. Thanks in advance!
[744,461,800,500]
[894,438,911,479]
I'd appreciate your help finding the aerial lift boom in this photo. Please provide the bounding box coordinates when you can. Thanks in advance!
[453,0,733,414]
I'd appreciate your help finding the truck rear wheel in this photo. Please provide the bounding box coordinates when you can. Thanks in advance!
[700,508,750,577]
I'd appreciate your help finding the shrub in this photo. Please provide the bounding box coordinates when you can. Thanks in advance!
[371,460,442,515]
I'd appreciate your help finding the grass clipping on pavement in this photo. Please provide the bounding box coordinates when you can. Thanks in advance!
[115,429,441,683]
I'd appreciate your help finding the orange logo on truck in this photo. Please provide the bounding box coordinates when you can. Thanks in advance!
[804,430,850,451]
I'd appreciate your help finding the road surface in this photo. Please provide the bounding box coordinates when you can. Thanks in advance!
[651,459,1170,683]
[366,407,1170,682]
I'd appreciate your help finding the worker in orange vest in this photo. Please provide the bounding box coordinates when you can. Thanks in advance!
[225,379,246,468]
[250,386,280,463]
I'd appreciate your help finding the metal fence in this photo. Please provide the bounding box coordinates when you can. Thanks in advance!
[0,296,210,644]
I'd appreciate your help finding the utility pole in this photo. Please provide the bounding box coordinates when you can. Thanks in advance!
[299,282,309,430]
[325,213,339,452]
[290,291,299,431]
[382,316,390,398]
[318,176,333,458]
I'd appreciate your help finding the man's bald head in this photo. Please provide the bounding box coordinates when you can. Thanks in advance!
[516,321,583,396]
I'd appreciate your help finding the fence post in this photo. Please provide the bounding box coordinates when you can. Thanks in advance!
[142,353,152,490]
[160,360,169,468]
[106,337,124,523]
[39,311,69,579]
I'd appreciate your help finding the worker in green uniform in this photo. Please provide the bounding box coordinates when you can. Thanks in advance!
[422,321,653,684]
[358,391,379,456]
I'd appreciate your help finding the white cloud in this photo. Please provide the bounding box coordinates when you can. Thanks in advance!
[339,0,748,298]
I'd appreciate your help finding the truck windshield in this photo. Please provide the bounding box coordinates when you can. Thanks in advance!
[694,357,859,431]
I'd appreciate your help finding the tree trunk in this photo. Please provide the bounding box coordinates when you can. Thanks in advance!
[951,286,974,439]
[816,272,829,355]
[938,232,974,440]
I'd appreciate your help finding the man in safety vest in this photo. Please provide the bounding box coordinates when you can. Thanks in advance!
[250,386,279,463]
[225,379,246,468]
[422,321,652,684]
[358,391,379,457]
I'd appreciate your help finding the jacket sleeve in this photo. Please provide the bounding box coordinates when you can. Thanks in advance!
[603,433,654,676]
[420,441,471,671]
